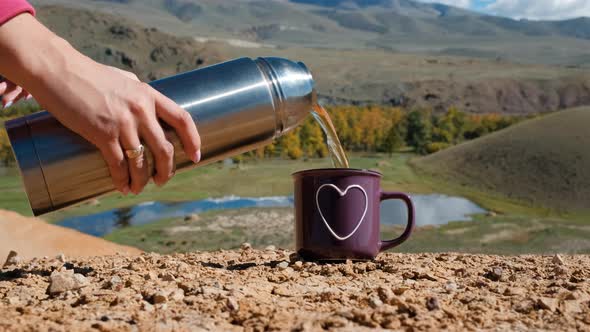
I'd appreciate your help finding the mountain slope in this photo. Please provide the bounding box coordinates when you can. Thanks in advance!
[413,107,590,211]
[36,5,224,81]
[30,0,590,67]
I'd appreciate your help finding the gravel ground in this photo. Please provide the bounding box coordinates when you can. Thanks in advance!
[1,248,589,331]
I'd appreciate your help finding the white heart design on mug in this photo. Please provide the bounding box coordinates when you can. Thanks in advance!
[315,184,368,241]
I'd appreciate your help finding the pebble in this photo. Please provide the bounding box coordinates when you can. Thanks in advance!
[484,267,503,281]
[56,253,66,263]
[152,292,168,304]
[552,254,565,266]
[184,214,200,222]
[426,297,440,311]
[160,273,176,281]
[141,301,154,312]
[445,281,458,293]
[505,287,526,296]
[293,261,304,271]
[240,243,252,251]
[377,286,394,303]
[368,296,383,308]
[107,276,123,291]
[537,297,557,312]
[169,289,185,302]
[226,297,240,312]
[48,270,89,295]
[144,271,158,280]
[276,261,289,270]
[3,250,21,268]
[264,245,276,251]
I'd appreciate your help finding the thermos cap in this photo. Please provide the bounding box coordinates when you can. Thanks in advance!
[255,57,316,133]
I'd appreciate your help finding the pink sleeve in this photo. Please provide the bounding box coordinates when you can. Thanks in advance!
[0,0,35,26]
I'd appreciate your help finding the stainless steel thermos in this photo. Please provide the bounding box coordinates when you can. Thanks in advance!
[6,57,316,215]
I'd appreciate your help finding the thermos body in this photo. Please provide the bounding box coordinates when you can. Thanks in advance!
[6,57,316,216]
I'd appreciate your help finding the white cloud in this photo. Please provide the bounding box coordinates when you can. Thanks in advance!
[485,0,590,20]
[416,0,590,20]
[416,0,472,9]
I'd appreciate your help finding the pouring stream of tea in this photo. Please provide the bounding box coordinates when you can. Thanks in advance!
[311,104,350,168]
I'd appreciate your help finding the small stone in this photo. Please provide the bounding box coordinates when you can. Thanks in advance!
[484,267,503,281]
[426,297,440,311]
[134,256,146,263]
[107,276,123,291]
[514,300,535,314]
[184,214,199,222]
[152,292,168,304]
[293,261,304,271]
[226,297,239,312]
[264,245,276,251]
[177,262,190,272]
[169,289,184,302]
[127,262,141,271]
[56,253,66,263]
[505,287,526,296]
[141,301,154,312]
[3,250,21,268]
[276,261,289,270]
[160,273,176,281]
[377,286,394,303]
[552,255,565,266]
[563,300,583,314]
[487,211,497,217]
[144,271,158,280]
[368,296,383,308]
[240,243,252,251]
[445,281,458,293]
[554,265,569,276]
[537,297,557,312]
[393,287,408,296]
[48,270,88,295]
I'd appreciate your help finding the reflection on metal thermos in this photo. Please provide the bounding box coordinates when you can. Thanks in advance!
[6,57,316,216]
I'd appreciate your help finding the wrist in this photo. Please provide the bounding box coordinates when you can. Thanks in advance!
[0,13,79,92]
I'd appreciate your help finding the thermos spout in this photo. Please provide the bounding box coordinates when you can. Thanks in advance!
[6,57,316,216]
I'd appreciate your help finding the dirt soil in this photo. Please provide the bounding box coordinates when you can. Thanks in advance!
[0,210,141,260]
[1,247,589,331]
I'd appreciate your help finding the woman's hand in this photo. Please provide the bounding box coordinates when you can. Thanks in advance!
[0,14,201,195]
[0,77,31,108]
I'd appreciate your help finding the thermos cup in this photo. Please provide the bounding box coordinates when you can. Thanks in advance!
[6,57,316,215]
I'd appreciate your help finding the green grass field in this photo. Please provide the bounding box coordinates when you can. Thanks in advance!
[2,149,588,254]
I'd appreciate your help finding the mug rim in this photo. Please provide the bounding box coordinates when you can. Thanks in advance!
[292,168,382,178]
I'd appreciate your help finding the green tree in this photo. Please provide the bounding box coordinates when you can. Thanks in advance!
[405,109,433,155]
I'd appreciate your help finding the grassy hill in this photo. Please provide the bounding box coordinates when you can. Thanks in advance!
[35,5,224,81]
[413,107,590,211]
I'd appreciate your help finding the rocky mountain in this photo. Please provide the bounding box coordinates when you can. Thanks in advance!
[31,0,590,67]
[29,3,590,113]
[35,5,224,82]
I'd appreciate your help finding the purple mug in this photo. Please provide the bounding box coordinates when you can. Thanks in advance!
[292,169,415,260]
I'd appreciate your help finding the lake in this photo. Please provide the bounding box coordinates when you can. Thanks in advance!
[57,194,486,237]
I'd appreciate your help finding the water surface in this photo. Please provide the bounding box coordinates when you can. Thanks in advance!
[57,194,486,237]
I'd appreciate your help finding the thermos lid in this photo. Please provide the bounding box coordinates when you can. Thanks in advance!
[255,57,317,134]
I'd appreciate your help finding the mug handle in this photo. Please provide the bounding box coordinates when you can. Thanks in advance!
[379,192,415,252]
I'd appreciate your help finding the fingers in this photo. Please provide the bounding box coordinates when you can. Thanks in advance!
[1,81,22,108]
[119,126,149,195]
[150,85,201,163]
[98,141,130,195]
[137,106,175,186]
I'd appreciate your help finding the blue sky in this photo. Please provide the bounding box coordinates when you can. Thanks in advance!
[417,0,590,20]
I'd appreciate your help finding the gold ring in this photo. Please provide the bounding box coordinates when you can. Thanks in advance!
[125,144,144,159]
